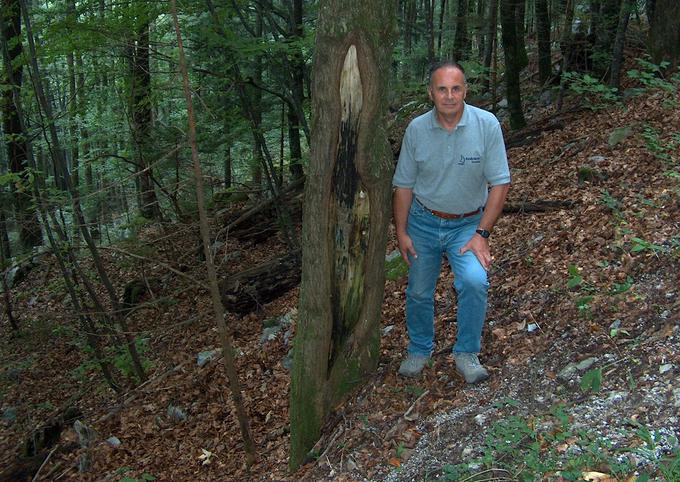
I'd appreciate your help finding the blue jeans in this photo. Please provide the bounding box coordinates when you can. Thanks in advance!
[405,199,489,356]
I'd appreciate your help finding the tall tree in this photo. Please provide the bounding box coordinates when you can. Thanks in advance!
[452,0,469,61]
[482,0,499,93]
[287,0,306,181]
[536,0,552,85]
[609,0,633,91]
[129,1,161,220]
[649,0,680,69]
[0,0,42,249]
[500,0,527,129]
[289,0,397,469]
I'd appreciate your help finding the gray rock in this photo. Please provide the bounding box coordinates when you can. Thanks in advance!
[674,389,680,408]
[74,420,97,448]
[260,325,283,344]
[576,357,598,371]
[282,350,293,371]
[609,319,622,330]
[558,363,579,381]
[588,155,607,163]
[167,404,187,423]
[106,436,121,447]
[78,453,91,472]
[197,349,221,367]
[385,249,401,262]
[382,325,395,335]
[608,126,633,147]
[2,407,17,424]
[659,364,673,374]
[474,414,486,426]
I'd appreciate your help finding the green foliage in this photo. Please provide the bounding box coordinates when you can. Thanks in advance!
[110,337,152,383]
[566,264,583,289]
[630,237,665,254]
[385,255,408,281]
[579,368,602,393]
[599,190,620,212]
[611,276,633,295]
[432,407,678,481]
[562,72,620,110]
[627,58,677,92]
[641,126,679,164]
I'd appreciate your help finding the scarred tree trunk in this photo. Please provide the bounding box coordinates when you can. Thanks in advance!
[289,0,397,469]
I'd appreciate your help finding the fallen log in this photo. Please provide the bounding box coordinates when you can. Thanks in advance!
[503,199,576,213]
[220,250,301,316]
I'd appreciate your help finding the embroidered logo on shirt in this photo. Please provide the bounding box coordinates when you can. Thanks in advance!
[458,155,482,165]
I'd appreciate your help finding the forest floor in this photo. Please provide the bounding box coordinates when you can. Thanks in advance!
[1,71,679,481]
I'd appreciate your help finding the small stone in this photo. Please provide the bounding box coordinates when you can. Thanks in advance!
[558,363,579,381]
[659,364,673,374]
[281,350,293,371]
[78,453,91,472]
[385,249,401,262]
[381,325,394,335]
[461,446,474,458]
[527,323,539,333]
[576,357,598,371]
[106,436,121,447]
[588,155,606,163]
[167,404,187,423]
[608,126,633,147]
[474,414,486,426]
[74,420,97,448]
[260,325,282,344]
[609,319,622,330]
[674,389,680,408]
[2,407,17,424]
[660,310,670,319]
[197,349,221,367]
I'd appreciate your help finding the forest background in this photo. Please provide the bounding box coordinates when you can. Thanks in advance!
[1,0,679,480]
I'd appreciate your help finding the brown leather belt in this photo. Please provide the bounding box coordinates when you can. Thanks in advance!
[416,198,482,219]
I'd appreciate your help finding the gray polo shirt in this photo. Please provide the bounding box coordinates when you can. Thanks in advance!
[393,104,510,214]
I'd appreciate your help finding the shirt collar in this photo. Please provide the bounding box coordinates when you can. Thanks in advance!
[428,102,469,130]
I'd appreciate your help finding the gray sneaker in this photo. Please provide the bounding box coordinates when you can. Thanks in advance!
[454,352,489,384]
[398,354,430,377]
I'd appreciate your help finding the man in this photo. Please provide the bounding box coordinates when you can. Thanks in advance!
[392,61,510,383]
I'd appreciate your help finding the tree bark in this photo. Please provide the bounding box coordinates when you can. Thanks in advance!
[649,0,680,69]
[170,0,256,466]
[482,0,498,94]
[129,4,160,220]
[536,0,552,85]
[609,0,632,92]
[500,0,527,129]
[453,0,469,61]
[289,0,397,469]
[0,0,42,249]
[288,0,305,181]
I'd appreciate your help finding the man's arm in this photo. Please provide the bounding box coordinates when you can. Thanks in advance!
[393,187,417,265]
[459,183,510,270]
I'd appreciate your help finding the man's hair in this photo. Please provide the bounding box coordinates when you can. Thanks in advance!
[428,60,466,86]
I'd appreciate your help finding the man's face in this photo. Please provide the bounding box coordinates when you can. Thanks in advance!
[428,66,467,118]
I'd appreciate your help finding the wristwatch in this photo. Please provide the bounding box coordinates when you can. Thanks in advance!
[475,229,491,239]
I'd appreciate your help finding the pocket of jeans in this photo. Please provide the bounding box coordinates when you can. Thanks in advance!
[409,200,425,217]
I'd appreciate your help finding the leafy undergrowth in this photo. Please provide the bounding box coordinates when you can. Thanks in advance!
[1,73,678,481]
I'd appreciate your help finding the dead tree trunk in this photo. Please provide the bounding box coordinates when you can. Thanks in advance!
[289,0,397,469]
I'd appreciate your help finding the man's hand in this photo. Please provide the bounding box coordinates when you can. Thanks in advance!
[397,232,417,266]
[460,233,491,270]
